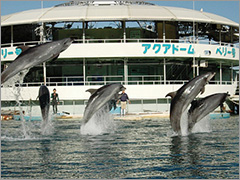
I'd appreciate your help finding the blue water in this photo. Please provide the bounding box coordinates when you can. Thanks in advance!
[1,116,239,179]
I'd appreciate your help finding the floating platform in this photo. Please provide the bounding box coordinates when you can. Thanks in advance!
[13,115,42,121]
[13,112,77,121]
[11,112,231,121]
[209,113,230,119]
[114,113,170,120]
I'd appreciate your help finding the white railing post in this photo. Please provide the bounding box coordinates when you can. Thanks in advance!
[104,76,106,85]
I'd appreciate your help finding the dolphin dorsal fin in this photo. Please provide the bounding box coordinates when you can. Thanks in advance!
[165,91,177,98]
[86,88,98,95]
[17,45,30,53]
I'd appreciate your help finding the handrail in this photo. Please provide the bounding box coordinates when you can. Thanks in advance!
[1,40,51,48]
[86,75,124,85]
[86,75,123,80]
[2,80,234,87]
[5,75,234,87]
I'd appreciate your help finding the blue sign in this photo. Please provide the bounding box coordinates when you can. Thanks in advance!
[1,48,22,59]
[142,43,194,55]
[216,47,235,58]
[142,43,236,58]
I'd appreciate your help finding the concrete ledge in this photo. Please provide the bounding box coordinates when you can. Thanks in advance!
[54,112,170,120]
[114,113,170,120]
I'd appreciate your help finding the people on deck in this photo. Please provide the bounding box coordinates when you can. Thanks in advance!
[51,88,59,114]
[117,88,131,116]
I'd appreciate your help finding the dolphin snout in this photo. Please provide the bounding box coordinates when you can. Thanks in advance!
[120,85,126,91]
[206,72,216,82]
[60,38,74,52]
[64,38,74,46]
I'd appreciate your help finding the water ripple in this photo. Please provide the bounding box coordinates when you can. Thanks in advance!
[1,116,239,179]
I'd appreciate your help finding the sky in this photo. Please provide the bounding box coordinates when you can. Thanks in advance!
[1,0,239,24]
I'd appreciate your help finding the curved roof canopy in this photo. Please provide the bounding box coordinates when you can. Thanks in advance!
[1,1,239,27]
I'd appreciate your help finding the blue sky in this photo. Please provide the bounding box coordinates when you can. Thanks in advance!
[1,1,239,23]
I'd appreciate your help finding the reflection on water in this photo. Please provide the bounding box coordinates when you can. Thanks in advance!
[1,117,239,179]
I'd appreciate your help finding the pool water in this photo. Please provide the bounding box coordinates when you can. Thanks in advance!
[1,116,239,179]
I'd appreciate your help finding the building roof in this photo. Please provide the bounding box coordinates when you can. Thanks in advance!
[1,1,239,27]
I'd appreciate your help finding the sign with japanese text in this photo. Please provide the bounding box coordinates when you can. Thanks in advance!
[1,43,238,61]
[141,43,236,58]
[1,47,22,61]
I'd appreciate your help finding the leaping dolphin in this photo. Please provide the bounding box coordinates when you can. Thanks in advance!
[1,38,73,84]
[86,88,117,111]
[166,72,216,134]
[82,83,125,124]
[187,93,228,132]
[38,85,50,121]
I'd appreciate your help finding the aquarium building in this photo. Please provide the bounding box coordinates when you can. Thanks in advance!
[1,1,239,114]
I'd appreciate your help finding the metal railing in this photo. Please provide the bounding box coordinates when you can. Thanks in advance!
[86,75,123,85]
[4,77,234,87]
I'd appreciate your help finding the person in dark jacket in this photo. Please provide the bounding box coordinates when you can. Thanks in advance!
[51,88,59,114]
[117,88,131,116]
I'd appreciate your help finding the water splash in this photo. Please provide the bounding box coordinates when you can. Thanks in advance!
[180,108,190,136]
[167,107,212,137]
[191,115,211,133]
[13,85,32,139]
[80,105,116,135]
[41,113,54,135]
[167,130,179,138]
[2,69,30,87]
[4,69,33,139]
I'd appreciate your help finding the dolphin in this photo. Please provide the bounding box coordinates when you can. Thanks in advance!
[86,88,117,111]
[187,93,228,132]
[82,83,125,124]
[1,38,73,84]
[38,85,50,121]
[166,72,216,134]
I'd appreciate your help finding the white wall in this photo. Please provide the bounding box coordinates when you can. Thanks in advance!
[1,43,239,61]
[1,83,237,101]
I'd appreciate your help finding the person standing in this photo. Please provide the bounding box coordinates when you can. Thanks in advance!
[117,88,131,116]
[51,88,59,114]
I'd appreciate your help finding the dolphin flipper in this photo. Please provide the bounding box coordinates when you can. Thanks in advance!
[200,86,205,94]
[86,89,98,95]
[165,91,177,98]
[17,45,30,53]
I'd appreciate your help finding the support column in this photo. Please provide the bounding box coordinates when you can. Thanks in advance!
[219,29,221,45]
[124,59,128,85]
[231,63,233,84]
[192,58,196,78]
[220,61,222,85]
[196,60,199,76]
[163,21,165,42]
[11,25,13,47]
[196,22,198,43]
[163,58,166,84]
[122,21,126,43]
[40,22,47,85]
[230,26,233,44]
[83,58,86,85]
[43,62,47,85]
[82,21,85,43]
